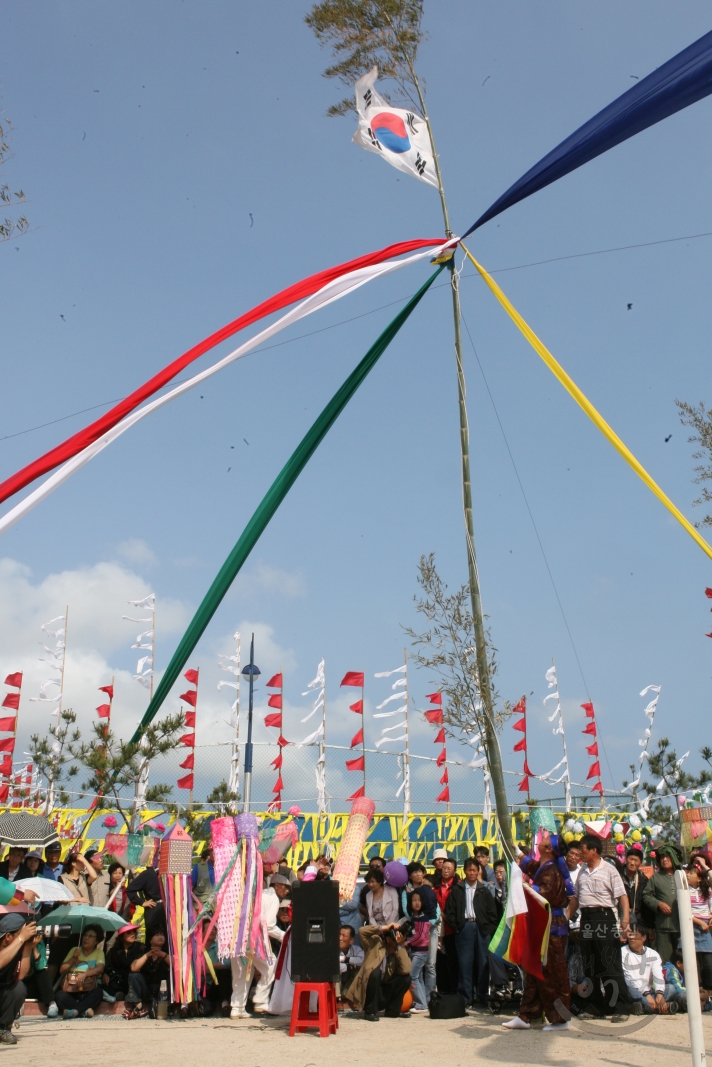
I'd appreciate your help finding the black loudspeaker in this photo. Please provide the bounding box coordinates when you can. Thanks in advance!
[290,879,341,983]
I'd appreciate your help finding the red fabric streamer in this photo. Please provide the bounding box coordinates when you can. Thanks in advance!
[349,700,363,714]
[98,683,113,698]
[424,709,443,725]
[518,776,530,792]
[341,672,365,687]
[440,768,449,785]
[0,756,12,776]
[0,738,14,753]
[0,785,8,804]
[426,692,442,705]
[273,775,284,792]
[706,588,712,598]
[184,710,196,727]
[350,728,364,748]
[271,753,283,769]
[177,773,194,790]
[1,694,19,711]
[184,669,199,684]
[433,728,446,744]
[179,689,197,707]
[582,722,597,736]
[179,733,195,747]
[587,761,601,780]
[179,753,195,770]
[0,239,441,507]
[346,755,365,772]
[95,704,111,719]
[436,785,450,803]
[581,702,595,718]
[267,693,283,709]
[436,749,447,767]
[277,735,289,748]
[590,782,604,795]
[512,717,526,732]
[586,742,599,756]
[348,785,366,800]
[0,718,15,733]
[3,673,22,689]
[513,737,526,752]
[266,673,283,688]
[523,758,534,777]
[264,713,282,729]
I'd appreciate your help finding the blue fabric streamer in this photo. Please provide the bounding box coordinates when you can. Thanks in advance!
[464,30,712,236]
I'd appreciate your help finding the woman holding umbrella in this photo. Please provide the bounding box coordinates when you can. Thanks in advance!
[54,925,105,1019]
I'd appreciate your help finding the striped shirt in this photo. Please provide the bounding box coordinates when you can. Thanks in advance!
[576,859,625,908]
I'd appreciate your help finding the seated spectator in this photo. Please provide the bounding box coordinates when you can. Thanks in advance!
[23,850,45,878]
[102,924,143,1002]
[270,873,291,902]
[365,867,400,930]
[24,926,56,1015]
[124,930,170,1018]
[277,904,291,931]
[622,926,677,1015]
[339,924,365,989]
[663,953,689,1012]
[203,925,231,1017]
[59,851,96,902]
[363,924,412,1021]
[0,847,29,882]
[0,914,39,1043]
[191,846,215,907]
[55,924,105,1019]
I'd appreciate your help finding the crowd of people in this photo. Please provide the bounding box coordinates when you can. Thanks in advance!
[0,831,708,1037]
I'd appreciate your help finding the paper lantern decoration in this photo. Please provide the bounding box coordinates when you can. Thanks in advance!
[613,832,624,842]
[103,815,118,829]
[565,818,575,830]
[563,831,574,843]
[572,822,584,833]
[332,795,375,903]
[628,814,641,828]
[529,807,557,836]
[631,829,642,842]
[613,822,623,833]
[158,823,193,875]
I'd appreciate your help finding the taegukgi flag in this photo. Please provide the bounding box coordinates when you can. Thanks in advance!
[352,67,438,189]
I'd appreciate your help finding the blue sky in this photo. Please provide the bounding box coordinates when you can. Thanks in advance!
[2,2,712,812]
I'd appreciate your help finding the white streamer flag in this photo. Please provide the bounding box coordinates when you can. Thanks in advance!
[623,685,661,793]
[353,68,438,189]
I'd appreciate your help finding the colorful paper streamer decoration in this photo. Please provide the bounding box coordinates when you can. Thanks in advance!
[332,795,376,903]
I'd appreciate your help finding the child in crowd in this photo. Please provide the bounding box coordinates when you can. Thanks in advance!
[622,926,677,1015]
[687,863,712,997]
[406,888,437,1013]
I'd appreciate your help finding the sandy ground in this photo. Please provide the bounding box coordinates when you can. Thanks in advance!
[12,1009,710,1067]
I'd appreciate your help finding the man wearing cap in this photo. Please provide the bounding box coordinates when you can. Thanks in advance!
[429,848,449,889]
[0,913,39,1044]
[264,875,289,957]
[42,843,62,881]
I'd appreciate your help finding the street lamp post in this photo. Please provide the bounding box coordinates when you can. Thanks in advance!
[241,633,260,812]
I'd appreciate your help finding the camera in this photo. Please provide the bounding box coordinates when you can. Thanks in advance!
[40,924,73,940]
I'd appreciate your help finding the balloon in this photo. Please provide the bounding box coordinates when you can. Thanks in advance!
[384,860,409,887]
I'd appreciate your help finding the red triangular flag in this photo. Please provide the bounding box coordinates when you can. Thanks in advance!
[512,717,526,732]
[433,728,446,744]
[350,728,364,748]
[586,742,599,756]
[270,752,283,769]
[706,632,712,638]
[591,781,604,795]
[436,785,450,803]
[349,700,363,714]
[523,758,534,776]
[184,710,195,727]
[424,708,443,725]
[513,737,526,752]
[98,684,113,699]
[179,753,195,770]
[95,704,111,719]
[440,768,449,785]
[706,588,712,598]
[0,756,12,776]
[436,748,446,767]
[512,697,526,715]
[273,775,284,792]
[587,761,601,780]
[581,702,595,718]
[0,785,8,803]
[266,673,283,688]
[582,722,597,736]
[277,735,289,748]
[184,669,199,684]
[345,755,365,772]
[1,694,19,711]
[264,713,282,729]
[177,773,194,790]
[179,733,195,747]
[180,690,197,707]
[3,673,22,689]
[348,785,365,800]
[341,671,364,688]
[426,692,442,705]
[0,718,15,733]
[518,776,530,792]
[0,738,14,753]
[268,693,283,709]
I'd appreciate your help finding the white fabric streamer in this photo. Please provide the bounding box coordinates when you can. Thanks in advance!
[217,680,239,692]
[128,594,155,609]
[545,666,557,686]
[123,616,152,624]
[0,241,456,537]
[296,723,324,747]
[640,684,661,697]
[373,705,407,719]
[374,665,406,678]
[379,721,407,735]
[543,692,559,704]
[391,677,406,689]
[375,734,407,747]
[375,692,404,710]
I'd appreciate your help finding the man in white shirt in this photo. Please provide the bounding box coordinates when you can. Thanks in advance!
[622,927,675,1014]
[568,834,631,1018]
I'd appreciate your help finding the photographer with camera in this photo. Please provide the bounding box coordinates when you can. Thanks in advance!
[54,924,105,1019]
[0,913,41,1044]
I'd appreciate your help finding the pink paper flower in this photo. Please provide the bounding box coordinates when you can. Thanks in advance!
[103,815,118,828]
[155,823,166,833]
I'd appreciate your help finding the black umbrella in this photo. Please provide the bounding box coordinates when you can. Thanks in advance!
[0,812,59,848]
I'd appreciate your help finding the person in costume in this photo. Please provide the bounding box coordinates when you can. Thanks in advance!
[642,844,682,963]
[503,831,576,1031]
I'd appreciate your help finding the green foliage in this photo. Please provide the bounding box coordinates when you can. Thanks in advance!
[206,779,240,814]
[404,553,511,742]
[70,712,185,832]
[305,0,425,116]
[29,709,80,810]
[677,399,712,528]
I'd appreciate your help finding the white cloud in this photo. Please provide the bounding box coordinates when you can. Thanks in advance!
[116,538,157,567]
[234,562,306,599]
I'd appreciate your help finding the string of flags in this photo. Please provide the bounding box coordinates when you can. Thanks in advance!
[622,685,661,794]
[374,662,409,815]
[124,594,155,691]
[177,669,199,792]
[265,671,285,809]
[511,696,532,793]
[541,664,572,811]
[341,671,366,801]
[300,658,325,814]
[30,614,66,715]
[424,692,450,804]
[0,673,22,803]
[581,701,604,796]
[217,632,241,797]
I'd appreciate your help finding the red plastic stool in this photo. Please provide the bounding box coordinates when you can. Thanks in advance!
[289,982,338,1037]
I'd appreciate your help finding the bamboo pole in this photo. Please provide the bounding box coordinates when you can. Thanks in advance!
[403,649,411,819]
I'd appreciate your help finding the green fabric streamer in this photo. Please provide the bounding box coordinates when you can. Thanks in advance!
[131,265,444,741]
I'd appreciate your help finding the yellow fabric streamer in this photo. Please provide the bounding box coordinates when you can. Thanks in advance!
[462,244,712,562]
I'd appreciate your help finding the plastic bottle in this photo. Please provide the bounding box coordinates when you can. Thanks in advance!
[156,980,169,1020]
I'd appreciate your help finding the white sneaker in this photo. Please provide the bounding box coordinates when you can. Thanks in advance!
[46,1002,58,1019]
[230,1009,248,1019]
[502,1016,530,1029]
[543,1021,569,1031]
